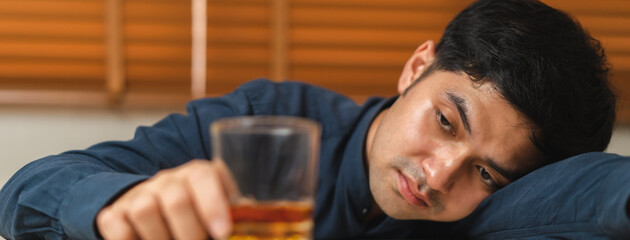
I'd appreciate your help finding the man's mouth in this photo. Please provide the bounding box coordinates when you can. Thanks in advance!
[396,170,430,208]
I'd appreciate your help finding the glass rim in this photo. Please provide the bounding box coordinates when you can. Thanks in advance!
[211,116,320,132]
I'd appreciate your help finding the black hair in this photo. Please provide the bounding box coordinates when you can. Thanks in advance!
[419,0,616,163]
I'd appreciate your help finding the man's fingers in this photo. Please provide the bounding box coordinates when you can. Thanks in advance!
[97,206,140,240]
[160,182,208,240]
[96,160,237,240]
[127,194,171,240]
[186,161,232,238]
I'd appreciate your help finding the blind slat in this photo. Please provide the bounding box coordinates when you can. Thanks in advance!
[291,28,442,47]
[577,16,630,34]
[125,23,190,43]
[0,18,104,38]
[600,36,630,54]
[126,64,189,81]
[291,8,456,29]
[126,44,190,61]
[207,4,269,23]
[608,54,630,70]
[292,0,472,10]
[207,26,270,44]
[0,0,103,17]
[546,0,630,15]
[292,67,401,86]
[0,40,103,60]
[0,61,105,80]
[207,46,269,64]
[291,48,409,67]
[126,2,191,20]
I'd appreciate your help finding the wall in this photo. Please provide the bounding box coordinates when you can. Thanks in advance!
[0,107,177,188]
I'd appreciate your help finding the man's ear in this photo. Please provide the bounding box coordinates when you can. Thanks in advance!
[397,40,436,94]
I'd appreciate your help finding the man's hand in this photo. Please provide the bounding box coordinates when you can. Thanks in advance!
[96,159,236,240]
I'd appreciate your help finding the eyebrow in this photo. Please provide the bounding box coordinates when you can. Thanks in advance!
[445,91,472,135]
[444,92,526,184]
[485,157,525,183]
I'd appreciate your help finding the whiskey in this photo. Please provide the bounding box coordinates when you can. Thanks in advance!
[229,200,314,240]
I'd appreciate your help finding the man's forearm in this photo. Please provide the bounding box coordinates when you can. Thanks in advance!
[0,155,146,239]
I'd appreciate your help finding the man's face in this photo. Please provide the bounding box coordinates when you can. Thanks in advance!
[365,70,542,221]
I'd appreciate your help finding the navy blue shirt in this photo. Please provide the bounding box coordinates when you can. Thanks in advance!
[2,79,629,239]
[0,79,451,239]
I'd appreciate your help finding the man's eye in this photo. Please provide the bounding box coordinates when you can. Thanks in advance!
[479,167,491,180]
[478,166,498,189]
[436,110,455,136]
[439,113,451,127]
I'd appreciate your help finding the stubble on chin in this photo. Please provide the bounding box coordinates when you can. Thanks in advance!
[385,156,446,218]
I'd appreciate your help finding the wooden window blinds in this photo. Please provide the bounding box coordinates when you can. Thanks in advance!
[0,0,628,123]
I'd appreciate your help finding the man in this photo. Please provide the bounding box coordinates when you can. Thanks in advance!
[0,0,619,239]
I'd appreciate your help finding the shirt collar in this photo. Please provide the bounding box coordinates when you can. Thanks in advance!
[339,96,397,220]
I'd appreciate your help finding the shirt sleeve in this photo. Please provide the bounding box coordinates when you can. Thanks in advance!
[0,80,259,240]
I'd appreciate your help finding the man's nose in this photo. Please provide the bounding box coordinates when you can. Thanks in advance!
[421,152,466,193]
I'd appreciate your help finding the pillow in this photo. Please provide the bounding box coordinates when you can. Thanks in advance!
[452,152,630,239]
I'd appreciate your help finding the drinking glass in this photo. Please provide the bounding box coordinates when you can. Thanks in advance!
[211,116,321,240]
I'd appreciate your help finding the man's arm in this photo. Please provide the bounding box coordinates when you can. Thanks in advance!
[0,79,342,239]
[0,83,255,239]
